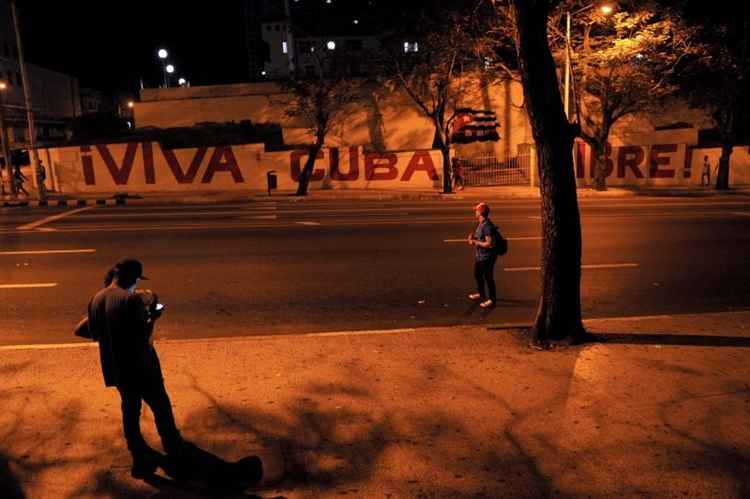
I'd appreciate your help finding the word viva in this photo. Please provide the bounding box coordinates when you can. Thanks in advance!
[80,143,440,185]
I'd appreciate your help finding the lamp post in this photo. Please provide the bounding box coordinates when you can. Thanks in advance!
[158,48,168,87]
[165,64,175,87]
[564,3,613,119]
[0,81,14,198]
[177,77,186,87]
[10,0,44,200]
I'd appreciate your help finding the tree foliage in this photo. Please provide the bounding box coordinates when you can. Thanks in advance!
[382,7,489,193]
[281,49,360,195]
[675,1,749,189]
[552,1,700,189]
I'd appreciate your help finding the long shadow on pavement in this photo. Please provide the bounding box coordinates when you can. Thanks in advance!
[589,332,750,347]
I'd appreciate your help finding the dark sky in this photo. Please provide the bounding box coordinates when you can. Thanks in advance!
[18,1,249,95]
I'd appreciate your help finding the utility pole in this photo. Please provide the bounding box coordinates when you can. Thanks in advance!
[0,83,15,198]
[10,0,45,200]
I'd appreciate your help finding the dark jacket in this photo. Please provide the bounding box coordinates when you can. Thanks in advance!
[88,285,160,387]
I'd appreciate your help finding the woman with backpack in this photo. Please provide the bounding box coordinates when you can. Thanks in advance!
[468,202,505,308]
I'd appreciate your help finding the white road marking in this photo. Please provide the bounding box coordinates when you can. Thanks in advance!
[0,249,96,256]
[504,262,639,272]
[528,216,541,220]
[0,342,97,351]
[35,227,59,232]
[731,211,750,217]
[0,283,58,289]
[17,207,94,230]
[239,215,278,220]
[296,221,321,226]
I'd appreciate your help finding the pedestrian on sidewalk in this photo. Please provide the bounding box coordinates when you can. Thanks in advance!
[13,166,28,197]
[452,158,465,191]
[88,258,193,479]
[701,156,712,186]
[468,202,502,308]
[36,161,47,197]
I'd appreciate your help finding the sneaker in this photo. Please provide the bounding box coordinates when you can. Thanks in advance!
[468,293,483,300]
[479,299,495,308]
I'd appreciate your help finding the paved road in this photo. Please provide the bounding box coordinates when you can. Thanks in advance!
[1,196,749,345]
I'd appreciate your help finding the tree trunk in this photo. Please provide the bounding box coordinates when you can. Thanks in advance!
[433,122,452,194]
[511,0,585,345]
[715,141,732,190]
[296,142,324,196]
[440,145,452,194]
[592,143,607,191]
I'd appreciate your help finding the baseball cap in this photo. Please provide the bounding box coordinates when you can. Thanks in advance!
[114,258,149,281]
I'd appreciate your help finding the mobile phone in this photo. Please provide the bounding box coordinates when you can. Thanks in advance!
[155,303,165,311]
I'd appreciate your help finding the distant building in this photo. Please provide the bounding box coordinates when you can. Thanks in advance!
[0,0,81,147]
[244,0,390,79]
[80,87,113,115]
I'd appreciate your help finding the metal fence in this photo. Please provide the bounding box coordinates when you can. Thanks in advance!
[455,151,531,186]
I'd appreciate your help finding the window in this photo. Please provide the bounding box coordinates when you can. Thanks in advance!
[403,41,419,53]
[282,41,288,54]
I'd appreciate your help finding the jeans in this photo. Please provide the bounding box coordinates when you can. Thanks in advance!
[116,374,182,458]
[474,256,497,301]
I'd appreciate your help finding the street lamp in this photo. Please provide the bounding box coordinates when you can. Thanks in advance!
[165,64,175,87]
[178,77,186,86]
[157,48,168,87]
[564,3,614,118]
[0,81,13,197]
[127,100,134,109]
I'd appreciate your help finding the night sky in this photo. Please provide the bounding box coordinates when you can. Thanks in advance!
[19,1,249,95]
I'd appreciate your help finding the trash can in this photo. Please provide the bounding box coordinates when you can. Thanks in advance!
[267,170,277,196]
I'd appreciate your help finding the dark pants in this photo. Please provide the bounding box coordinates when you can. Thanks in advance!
[116,374,182,459]
[474,257,497,301]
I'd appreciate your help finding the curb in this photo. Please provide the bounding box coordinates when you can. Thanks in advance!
[2,198,129,208]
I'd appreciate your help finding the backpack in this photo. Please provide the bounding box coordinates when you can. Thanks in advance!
[491,223,508,256]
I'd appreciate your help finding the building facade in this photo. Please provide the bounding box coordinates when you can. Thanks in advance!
[0,0,81,148]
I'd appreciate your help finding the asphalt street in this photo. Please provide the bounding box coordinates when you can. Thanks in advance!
[1,195,749,345]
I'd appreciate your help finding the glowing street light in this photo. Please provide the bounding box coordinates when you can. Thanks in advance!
[127,100,134,108]
[166,64,175,74]
[157,48,169,87]
[178,77,186,86]
[564,4,614,118]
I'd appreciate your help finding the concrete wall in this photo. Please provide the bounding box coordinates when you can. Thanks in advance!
[43,142,444,194]
[134,77,532,159]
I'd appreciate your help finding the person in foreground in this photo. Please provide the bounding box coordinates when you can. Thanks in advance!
[88,258,191,478]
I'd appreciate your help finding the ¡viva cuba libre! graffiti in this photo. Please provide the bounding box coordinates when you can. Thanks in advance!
[80,143,440,185]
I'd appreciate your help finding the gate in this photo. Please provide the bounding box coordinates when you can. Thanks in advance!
[455,150,531,186]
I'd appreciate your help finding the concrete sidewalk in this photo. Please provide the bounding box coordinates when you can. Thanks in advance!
[2,311,750,498]
[3,185,750,208]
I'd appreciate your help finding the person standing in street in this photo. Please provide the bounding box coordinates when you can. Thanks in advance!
[88,258,192,479]
[468,202,500,308]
